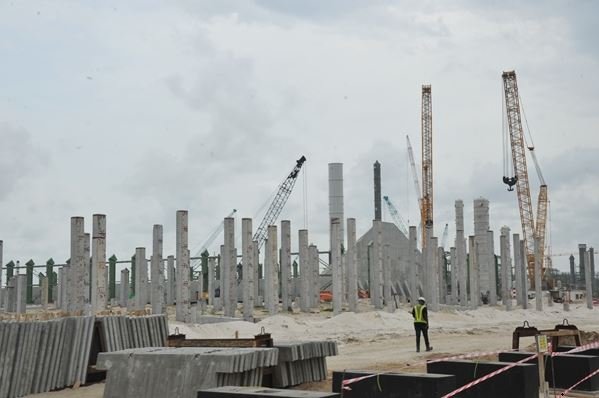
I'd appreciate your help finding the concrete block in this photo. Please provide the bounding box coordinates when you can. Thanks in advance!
[198,386,340,397]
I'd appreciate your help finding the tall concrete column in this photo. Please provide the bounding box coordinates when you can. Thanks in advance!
[280,220,291,312]
[207,257,215,306]
[167,255,175,305]
[134,248,147,310]
[569,255,576,288]
[242,218,255,320]
[41,276,48,310]
[223,217,236,317]
[120,268,129,308]
[151,224,165,314]
[83,232,91,311]
[487,230,497,305]
[585,249,593,309]
[176,210,191,322]
[590,247,596,292]
[347,218,358,312]
[534,237,543,311]
[468,236,479,308]
[408,226,419,304]
[473,199,490,303]
[513,233,522,306]
[382,244,393,312]
[15,274,26,314]
[500,227,512,310]
[455,200,467,307]
[0,240,3,298]
[70,217,85,313]
[328,163,345,249]
[264,225,279,315]
[311,246,320,309]
[253,240,260,306]
[56,268,63,309]
[450,247,458,305]
[520,240,528,309]
[373,220,384,309]
[428,237,440,311]
[298,230,310,312]
[91,214,107,313]
[438,246,446,304]
[579,244,587,284]
[331,219,343,315]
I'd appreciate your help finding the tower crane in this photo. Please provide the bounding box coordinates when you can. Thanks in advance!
[383,195,409,236]
[253,156,306,250]
[421,85,434,247]
[502,70,549,288]
[191,209,237,271]
[406,135,423,245]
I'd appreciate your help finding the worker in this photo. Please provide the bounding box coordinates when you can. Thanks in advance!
[412,297,433,352]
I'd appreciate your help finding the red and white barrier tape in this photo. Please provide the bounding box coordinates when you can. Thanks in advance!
[552,341,599,357]
[440,353,538,398]
[558,368,599,396]
[341,372,387,391]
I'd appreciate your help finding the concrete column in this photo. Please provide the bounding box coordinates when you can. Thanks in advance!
[15,274,26,314]
[253,240,260,306]
[70,216,85,313]
[134,247,147,311]
[280,220,291,312]
[373,220,384,309]
[407,226,418,304]
[120,268,129,308]
[438,246,446,304]
[468,236,479,308]
[382,244,393,312]
[167,255,175,305]
[56,268,63,309]
[331,219,343,315]
[108,255,116,302]
[311,245,320,309]
[328,163,345,250]
[585,249,593,309]
[487,230,497,305]
[0,240,2,292]
[520,240,528,309]
[450,247,458,305]
[473,199,491,303]
[298,230,310,312]
[500,227,512,310]
[41,276,48,310]
[455,200,467,307]
[265,225,278,315]
[347,218,358,312]
[242,218,255,320]
[223,217,235,317]
[91,214,107,313]
[534,237,543,311]
[6,277,15,312]
[428,237,440,311]
[208,257,215,306]
[83,232,91,311]
[590,248,596,293]
[569,255,576,288]
[579,244,587,284]
[513,233,522,306]
[176,210,191,322]
[151,224,165,314]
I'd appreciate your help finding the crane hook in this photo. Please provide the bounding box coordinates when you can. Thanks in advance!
[502,176,517,191]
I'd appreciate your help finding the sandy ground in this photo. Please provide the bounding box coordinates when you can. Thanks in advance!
[28,302,599,397]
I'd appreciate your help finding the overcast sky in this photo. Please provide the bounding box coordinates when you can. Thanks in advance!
[1,0,598,275]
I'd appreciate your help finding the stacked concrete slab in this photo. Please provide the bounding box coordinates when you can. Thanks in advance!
[99,314,168,352]
[272,341,338,388]
[0,316,95,397]
[198,387,340,397]
[97,347,279,398]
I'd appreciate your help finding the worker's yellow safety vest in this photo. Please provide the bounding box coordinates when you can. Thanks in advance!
[414,304,427,324]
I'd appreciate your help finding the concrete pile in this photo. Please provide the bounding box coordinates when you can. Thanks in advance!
[97,346,279,398]
[99,314,168,351]
[0,316,95,398]
[273,341,338,388]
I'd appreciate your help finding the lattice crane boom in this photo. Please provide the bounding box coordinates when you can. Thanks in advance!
[421,85,434,246]
[253,156,306,250]
[383,195,409,236]
[191,209,237,270]
[502,70,538,286]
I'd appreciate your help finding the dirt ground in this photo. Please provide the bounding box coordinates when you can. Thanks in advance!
[28,303,599,397]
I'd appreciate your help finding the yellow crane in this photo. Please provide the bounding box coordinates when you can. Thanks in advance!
[502,70,549,288]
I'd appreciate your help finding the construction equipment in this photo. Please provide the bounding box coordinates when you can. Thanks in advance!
[253,156,306,250]
[512,320,581,350]
[382,195,409,236]
[191,209,237,271]
[406,135,423,245]
[501,70,548,288]
[421,85,434,246]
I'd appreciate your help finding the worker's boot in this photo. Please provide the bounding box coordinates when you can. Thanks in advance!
[426,346,433,352]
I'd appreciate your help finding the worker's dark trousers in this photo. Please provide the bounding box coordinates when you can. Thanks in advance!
[414,323,430,351]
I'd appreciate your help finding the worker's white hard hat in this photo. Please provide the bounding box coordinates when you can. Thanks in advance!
[418,297,426,302]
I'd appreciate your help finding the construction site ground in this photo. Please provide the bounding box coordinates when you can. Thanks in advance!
[29,301,599,397]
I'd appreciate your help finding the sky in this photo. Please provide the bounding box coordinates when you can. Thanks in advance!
[1,0,598,276]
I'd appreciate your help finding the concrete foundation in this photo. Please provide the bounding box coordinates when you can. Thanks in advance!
[176,210,191,322]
